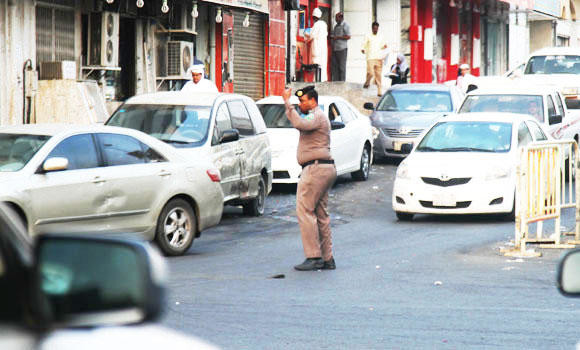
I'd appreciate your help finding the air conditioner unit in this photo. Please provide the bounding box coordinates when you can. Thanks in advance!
[89,11,120,67]
[173,2,195,32]
[167,41,194,78]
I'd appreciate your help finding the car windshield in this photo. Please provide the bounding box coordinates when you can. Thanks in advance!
[0,133,50,172]
[525,55,580,74]
[459,94,544,122]
[416,121,512,153]
[377,90,453,112]
[107,104,212,148]
[259,104,294,128]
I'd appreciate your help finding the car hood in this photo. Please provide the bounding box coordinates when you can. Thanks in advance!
[266,128,299,153]
[405,151,515,177]
[0,171,25,184]
[371,111,448,129]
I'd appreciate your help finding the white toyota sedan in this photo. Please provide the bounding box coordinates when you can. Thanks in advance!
[257,95,374,184]
[392,113,550,221]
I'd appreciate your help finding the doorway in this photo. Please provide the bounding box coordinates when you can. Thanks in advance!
[119,17,136,101]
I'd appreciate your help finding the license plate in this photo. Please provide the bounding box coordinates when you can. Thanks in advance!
[433,193,456,207]
[393,141,412,151]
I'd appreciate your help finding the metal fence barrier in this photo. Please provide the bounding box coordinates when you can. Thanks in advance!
[506,140,580,257]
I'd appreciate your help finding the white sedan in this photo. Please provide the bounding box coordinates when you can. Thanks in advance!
[392,113,550,221]
[257,96,374,184]
[0,124,224,256]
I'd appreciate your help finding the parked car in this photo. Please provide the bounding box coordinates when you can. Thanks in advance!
[0,203,218,350]
[392,113,550,221]
[516,47,580,109]
[458,86,580,141]
[0,124,223,256]
[364,83,464,159]
[106,91,272,216]
[256,95,374,183]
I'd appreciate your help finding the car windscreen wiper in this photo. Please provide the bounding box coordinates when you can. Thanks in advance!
[416,146,439,152]
[439,147,496,152]
[159,138,191,145]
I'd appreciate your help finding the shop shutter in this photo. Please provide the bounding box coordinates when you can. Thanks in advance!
[233,11,265,100]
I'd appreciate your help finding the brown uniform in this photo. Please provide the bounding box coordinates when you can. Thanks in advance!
[285,101,337,261]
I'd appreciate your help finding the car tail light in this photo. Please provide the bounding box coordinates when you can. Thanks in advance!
[206,169,221,182]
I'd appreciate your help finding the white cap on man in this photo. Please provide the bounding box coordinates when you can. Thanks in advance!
[459,63,470,70]
[312,7,322,18]
[187,64,205,76]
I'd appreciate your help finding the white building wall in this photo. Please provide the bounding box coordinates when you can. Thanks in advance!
[0,0,36,126]
[377,0,401,85]
[343,1,373,84]
[508,9,529,69]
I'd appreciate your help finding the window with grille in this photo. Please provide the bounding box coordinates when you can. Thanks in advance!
[35,3,75,64]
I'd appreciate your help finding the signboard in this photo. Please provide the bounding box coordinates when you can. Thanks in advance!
[533,0,562,17]
[201,0,269,13]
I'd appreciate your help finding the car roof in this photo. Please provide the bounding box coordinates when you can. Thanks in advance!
[443,112,536,124]
[530,46,580,57]
[388,83,452,92]
[0,123,152,138]
[123,91,248,106]
[256,95,345,105]
[467,85,555,96]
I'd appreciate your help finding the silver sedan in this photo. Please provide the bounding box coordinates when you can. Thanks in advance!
[0,124,224,256]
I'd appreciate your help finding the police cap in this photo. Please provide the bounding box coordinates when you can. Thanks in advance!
[295,85,316,98]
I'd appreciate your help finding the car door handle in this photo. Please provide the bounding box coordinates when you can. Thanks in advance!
[92,176,106,184]
[158,170,172,177]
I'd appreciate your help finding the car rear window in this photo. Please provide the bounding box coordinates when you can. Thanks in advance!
[459,94,544,123]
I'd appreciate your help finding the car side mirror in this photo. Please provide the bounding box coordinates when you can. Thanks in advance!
[549,114,562,125]
[219,129,240,144]
[557,248,580,297]
[43,157,69,172]
[32,235,166,327]
[331,121,345,130]
[363,102,375,111]
[401,143,413,154]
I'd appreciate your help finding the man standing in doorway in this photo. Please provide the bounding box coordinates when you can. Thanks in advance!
[362,22,387,96]
[282,85,337,271]
[330,12,351,81]
[305,8,328,82]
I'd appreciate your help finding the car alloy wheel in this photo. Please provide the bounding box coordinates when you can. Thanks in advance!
[156,198,196,256]
[351,145,371,181]
[243,176,266,216]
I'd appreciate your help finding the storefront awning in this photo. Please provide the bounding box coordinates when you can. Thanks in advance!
[200,0,269,14]
[498,0,534,10]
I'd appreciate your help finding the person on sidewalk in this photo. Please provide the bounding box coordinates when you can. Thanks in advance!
[362,22,388,96]
[330,12,351,81]
[305,8,328,82]
[181,64,218,93]
[282,85,337,271]
[456,63,477,93]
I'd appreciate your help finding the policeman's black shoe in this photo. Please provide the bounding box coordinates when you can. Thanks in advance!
[294,258,324,271]
[322,257,336,270]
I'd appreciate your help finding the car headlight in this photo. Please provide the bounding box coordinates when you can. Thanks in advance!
[562,87,579,95]
[484,166,512,180]
[396,162,410,179]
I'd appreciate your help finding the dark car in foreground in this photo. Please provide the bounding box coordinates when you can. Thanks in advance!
[364,84,464,159]
[0,204,217,350]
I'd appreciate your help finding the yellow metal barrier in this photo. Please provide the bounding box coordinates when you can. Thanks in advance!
[507,140,580,257]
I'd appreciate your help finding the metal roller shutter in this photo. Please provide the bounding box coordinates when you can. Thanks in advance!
[233,11,265,100]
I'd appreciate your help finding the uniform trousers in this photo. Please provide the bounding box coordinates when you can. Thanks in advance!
[296,162,337,261]
[364,59,383,95]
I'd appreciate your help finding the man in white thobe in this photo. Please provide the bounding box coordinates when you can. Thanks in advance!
[181,64,219,93]
[306,8,328,82]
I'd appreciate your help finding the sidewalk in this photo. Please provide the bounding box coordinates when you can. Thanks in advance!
[288,81,385,115]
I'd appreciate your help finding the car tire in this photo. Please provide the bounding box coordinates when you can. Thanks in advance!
[396,211,414,221]
[351,145,371,181]
[243,176,266,216]
[155,198,196,256]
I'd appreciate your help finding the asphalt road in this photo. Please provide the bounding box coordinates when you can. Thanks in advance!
[160,160,580,349]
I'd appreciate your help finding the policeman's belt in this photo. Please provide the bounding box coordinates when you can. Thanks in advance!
[302,159,334,169]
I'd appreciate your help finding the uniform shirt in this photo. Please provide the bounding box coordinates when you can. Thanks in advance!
[181,78,219,93]
[362,33,387,60]
[284,102,332,165]
[332,21,350,51]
